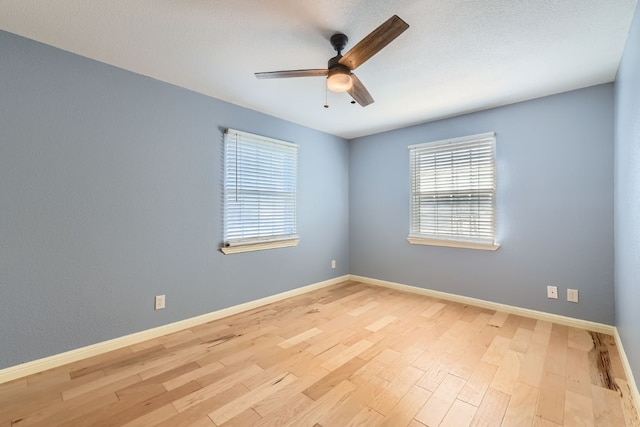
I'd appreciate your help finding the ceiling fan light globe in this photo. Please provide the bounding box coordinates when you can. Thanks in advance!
[327,72,353,92]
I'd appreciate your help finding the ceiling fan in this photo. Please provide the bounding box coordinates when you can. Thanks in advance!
[255,15,409,107]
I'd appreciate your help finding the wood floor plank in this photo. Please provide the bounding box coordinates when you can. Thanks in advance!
[564,389,595,427]
[546,324,569,377]
[503,381,540,426]
[470,386,510,427]
[420,302,446,318]
[69,380,201,427]
[616,379,640,427]
[440,398,478,426]
[10,391,118,427]
[378,385,431,427]
[376,346,423,382]
[534,417,563,427]
[61,370,141,401]
[157,383,249,427]
[451,341,490,380]
[490,349,524,395]
[497,314,525,339]
[208,372,297,425]
[488,311,509,328]
[284,379,357,426]
[346,406,384,427]
[414,373,466,426]
[415,350,459,392]
[519,341,549,388]
[591,384,626,427]
[365,315,398,332]
[316,393,367,426]
[303,356,367,400]
[368,365,425,415]
[67,346,145,380]
[481,335,512,366]
[0,378,27,397]
[510,327,534,353]
[348,301,380,317]
[565,346,593,398]
[568,327,594,352]
[1,281,637,427]
[536,371,566,424]
[603,335,626,379]
[321,339,374,371]
[163,360,224,390]
[220,407,261,427]
[0,388,62,424]
[278,327,323,349]
[252,366,329,417]
[531,320,553,346]
[253,392,315,427]
[458,361,499,407]
[120,404,178,427]
[172,364,261,412]
[245,348,318,389]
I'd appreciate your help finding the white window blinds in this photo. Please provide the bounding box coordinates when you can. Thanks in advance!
[223,129,298,252]
[409,132,497,248]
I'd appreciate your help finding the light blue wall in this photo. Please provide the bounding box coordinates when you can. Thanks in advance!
[615,1,640,384]
[349,85,615,325]
[0,31,349,369]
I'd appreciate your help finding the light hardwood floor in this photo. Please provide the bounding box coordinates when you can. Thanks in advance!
[1,281,639,426]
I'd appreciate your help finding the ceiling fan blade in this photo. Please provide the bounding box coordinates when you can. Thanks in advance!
[348,74,374,107]
[255,69,328,79]
[339,15,409,70]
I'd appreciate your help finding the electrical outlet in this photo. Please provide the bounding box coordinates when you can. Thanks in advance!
[567,289,579,303]
[331,260,336,269]
[155,295,166,310]
[547,285,558,299]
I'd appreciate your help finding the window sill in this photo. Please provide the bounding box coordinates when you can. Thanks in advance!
[220,239,299,254]
[407,236,500,251]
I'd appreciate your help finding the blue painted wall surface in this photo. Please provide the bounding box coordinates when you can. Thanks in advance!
[0,32,349,369]
[349,85,615,325]
[615,1,640,384]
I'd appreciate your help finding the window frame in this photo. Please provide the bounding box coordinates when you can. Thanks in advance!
[221,128,299,254]
[407,131,499,251]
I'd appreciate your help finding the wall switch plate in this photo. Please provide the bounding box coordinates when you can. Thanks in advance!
[155,295,166,310]
[567,289,579,303]
[547,285,558,299]
[331,260,336,269]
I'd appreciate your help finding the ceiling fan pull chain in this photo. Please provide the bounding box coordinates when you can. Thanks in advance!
[324,83,329,108]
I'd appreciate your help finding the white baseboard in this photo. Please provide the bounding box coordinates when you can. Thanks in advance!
[349,274,615,334]
[0,275,348,385]
[614,329,640,416]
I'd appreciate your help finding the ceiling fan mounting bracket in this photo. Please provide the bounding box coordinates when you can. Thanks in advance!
[330,33,349,54]
[327,63,351,77]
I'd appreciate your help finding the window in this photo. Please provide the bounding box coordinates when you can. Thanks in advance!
[408,132,499,250]
[221,129,298,254]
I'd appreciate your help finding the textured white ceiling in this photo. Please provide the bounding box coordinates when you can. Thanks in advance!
[0,0,637,138]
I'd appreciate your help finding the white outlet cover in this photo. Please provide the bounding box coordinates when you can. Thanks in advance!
[155,295,166,310]
[547,286,558,299]
[567,289,579,303]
